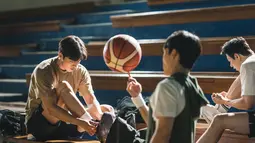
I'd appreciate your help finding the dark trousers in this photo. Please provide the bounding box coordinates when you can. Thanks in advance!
[26,105,83,141]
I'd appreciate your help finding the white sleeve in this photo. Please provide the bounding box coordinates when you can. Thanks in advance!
[241,65,255,96]
[152,81,180,118]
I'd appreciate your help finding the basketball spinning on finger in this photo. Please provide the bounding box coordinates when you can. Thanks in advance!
[103,34,142,74]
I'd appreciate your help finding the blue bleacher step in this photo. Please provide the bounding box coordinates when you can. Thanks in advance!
[76,9,135,24]
[0,93,26,102]
[0,93,23,97]
[0,33,107,46]
[64,22,112,28]
[39,36,109,51]
[61,19,255,39]
[0,55,234,79]
[0,65,35,79]
[0,79,27,94]
[95,0,255,12]
[61,22,116,37]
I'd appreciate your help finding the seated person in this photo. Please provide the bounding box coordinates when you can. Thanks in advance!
[201,75,241,123]
[197,37,255,143]
[127,30,208,143]
[25,35,114,141]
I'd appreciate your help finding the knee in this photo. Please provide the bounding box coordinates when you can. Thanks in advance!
[57,81,74,94]
[211,113,228,127]
[101,105,115,114]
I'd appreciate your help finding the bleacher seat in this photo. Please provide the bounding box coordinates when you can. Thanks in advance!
[0,19,74,35]
[0,44,37,57]
[147,0,203,5]
[25,71,238,94]
[111,4,255,28]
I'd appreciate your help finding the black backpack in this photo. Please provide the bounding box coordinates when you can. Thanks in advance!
[116,96,149,124]
[105,116,140,143]
[96,112,142,143]
[0,109,26,137]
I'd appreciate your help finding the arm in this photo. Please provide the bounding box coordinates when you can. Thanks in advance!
[82,93,103,120]
[41,90,97,135]
[150,117,174,143]
[213,71,254,110]
[79,67,102,120]
[148,81,180,142]
[35,68,96,135]
[225,75,241,100]
[138,105,149,125]
[223,66,255,110]
[224,95,255,110]
[41,89,84,126]
[131,94,149,125]
[126,77,149,125]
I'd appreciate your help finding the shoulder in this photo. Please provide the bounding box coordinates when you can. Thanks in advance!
[33,57,56,79]
[158,78,182,89]
[77,64,88,72]
[76,64,89,75]
[156,78,183,95]
[74,64,91,81]
[241,55,255,71]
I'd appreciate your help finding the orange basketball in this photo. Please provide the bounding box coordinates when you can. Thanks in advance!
[103,34,142,73]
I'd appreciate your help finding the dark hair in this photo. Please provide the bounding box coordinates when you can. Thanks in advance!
[164,30,201,69]
[59,35,87,61]
[221,37,252,59]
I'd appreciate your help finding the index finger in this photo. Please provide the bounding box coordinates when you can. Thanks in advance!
[128,77,137,82]
[128,72,131,78]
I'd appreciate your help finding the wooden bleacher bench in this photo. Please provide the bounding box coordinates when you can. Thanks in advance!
[4,136,100,143]
[0,2,95,22]
[0,43,37,57]
[111,4,255,28]
[16,36,255,57]
[3,123,254,143]
[88,71,237,94]
[195,123,255,143]
[26,71,238,94]
[0,19,74,35]
[0,101,250,143]
[3,123,255,143]
[147,0,203,5]
[87,36,255,56]
[0,101,26,113]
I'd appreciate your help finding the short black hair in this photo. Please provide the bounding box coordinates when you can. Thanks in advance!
[221,37,252,59]
[59,35,87,61]
[164,30,201,69]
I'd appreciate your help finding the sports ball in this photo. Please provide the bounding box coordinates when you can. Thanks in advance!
[103,34,142,73]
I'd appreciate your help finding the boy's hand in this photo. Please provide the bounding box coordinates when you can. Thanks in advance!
[77,119,99,136]
[212,93,229,105]
[126,77,142,97]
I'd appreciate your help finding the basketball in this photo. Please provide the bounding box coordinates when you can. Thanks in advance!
[103,34,142,73]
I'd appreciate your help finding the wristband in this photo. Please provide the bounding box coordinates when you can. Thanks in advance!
[131,94,146,108]
[87,103,93,108]
[87,98,98,108]
[80,112,93,122]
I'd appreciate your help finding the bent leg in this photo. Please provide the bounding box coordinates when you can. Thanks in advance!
[87,104,115,119]
[196,112,249,143]
[201,104,221,124]
[56,81,87,118]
